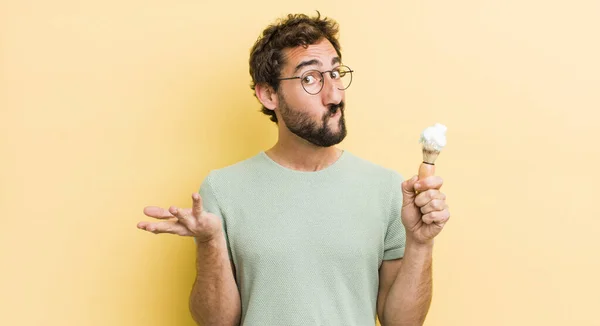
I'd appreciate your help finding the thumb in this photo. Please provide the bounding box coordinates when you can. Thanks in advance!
[401,175,418,205]
[192,193,203,218]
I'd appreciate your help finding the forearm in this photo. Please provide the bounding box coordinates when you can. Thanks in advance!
[382,239,433,326]
[189,233,241,326]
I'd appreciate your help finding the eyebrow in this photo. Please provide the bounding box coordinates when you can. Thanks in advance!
[293,57,341,74]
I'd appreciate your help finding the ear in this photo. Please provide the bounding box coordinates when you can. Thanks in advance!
[255,83,278,111]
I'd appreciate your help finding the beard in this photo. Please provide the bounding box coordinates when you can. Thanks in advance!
[278,95,347,147]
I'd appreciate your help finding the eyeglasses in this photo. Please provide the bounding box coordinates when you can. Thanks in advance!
[277,65,354,95]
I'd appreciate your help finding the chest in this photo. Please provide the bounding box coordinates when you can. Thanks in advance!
[224,191,388,270]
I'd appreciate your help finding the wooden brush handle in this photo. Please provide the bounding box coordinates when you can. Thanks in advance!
[418,162,435,179]
[416,162,435,194]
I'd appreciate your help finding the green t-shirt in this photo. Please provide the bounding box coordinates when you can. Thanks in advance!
[198,151,406,325]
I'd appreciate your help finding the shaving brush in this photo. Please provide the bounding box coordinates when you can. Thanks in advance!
[418,123,447,181]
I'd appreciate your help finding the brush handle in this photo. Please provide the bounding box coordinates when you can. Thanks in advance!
[416,162,435,194]
[418,162,435,179]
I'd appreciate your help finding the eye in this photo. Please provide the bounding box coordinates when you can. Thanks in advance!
[301,71,321,85]
[302,75,316,84]
[330,69,341,79]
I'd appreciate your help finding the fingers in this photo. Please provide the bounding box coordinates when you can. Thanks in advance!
[192,193,203,218]
[169,206,197,230]
[401,176,418,206]
[401,175,418,194]
[414,189,446,207]
[137,221,193,236]
[421,209,450,226]
[420,198,448,215]
[414,176,443,192]
[143,206,175,219]
[139,194,209,237]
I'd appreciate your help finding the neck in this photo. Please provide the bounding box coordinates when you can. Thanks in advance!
[265,132,343,172]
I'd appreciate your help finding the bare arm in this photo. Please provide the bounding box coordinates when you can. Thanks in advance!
[190,234,241,326]
[138,193,242,326]
[378,240,433,326]
[376,174,449,325]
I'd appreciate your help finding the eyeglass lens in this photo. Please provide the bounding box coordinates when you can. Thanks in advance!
[300,66,353,95]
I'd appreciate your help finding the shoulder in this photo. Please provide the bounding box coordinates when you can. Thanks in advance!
[203,152,266,186]
[343,151,404,183]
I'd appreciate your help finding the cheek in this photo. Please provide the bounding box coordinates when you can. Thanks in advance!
[282,82,306,99]
[284,89,322,113]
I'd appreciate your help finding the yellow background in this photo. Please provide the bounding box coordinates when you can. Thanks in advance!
[2,0,599,325]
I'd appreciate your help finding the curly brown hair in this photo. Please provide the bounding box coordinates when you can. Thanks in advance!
[249,12,342,123]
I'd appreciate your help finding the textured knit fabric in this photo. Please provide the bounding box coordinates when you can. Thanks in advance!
[197,151,406,326]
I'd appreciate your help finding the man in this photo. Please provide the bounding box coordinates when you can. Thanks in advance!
[137,12,450,326]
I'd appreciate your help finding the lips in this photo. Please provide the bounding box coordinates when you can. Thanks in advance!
[328,102,344,114]
[329,106,342,116]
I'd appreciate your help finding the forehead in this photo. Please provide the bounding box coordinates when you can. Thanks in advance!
[282,38,339,70]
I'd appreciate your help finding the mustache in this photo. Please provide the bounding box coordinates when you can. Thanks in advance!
[328,101,345,114]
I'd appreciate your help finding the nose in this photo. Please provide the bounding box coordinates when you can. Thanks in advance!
[320,74,343,106]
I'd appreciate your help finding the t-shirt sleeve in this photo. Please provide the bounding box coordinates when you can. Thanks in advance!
[195,172,232,259]
[383,171,407,260]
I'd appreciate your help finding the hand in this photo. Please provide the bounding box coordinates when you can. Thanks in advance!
[400,176,450,244]
[137,193,223,243]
